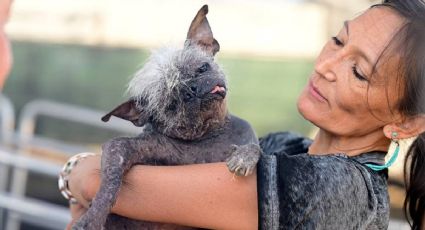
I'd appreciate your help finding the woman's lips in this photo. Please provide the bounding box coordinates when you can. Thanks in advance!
[308,80,327,102]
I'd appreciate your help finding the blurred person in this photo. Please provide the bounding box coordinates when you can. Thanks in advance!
[0,0,12,89]
[64,0,425,229]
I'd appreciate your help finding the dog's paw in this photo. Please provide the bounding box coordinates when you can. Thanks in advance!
[226,144,261,176]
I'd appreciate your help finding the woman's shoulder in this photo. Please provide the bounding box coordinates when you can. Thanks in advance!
[258,132,386,180]
[259,131,312,156]
[257,131,390,229]
[257,131,388,193]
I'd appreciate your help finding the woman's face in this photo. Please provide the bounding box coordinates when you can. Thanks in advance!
[0,0,12,89]
[297,7,405,137]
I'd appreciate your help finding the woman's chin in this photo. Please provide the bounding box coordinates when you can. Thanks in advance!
[297,91,323,126]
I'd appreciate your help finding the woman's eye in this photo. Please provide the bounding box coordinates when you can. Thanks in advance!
[332,36,344,46]
[197,63,210,73]
[352,65,368,81]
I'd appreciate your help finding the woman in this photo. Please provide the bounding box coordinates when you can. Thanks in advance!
[65,0,425,229]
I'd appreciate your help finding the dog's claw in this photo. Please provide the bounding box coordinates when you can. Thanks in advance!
[226,144,261,177]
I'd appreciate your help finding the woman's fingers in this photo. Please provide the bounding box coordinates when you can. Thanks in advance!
[66,202,87,230]
[67,154,101,206]
[70,201,87,219]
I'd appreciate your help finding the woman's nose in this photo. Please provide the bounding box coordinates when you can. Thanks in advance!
[314,48,342,82]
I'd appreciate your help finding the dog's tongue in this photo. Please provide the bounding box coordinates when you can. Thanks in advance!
[210,86,225,94]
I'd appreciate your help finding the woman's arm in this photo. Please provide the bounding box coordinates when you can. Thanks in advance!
[68,155,258,230]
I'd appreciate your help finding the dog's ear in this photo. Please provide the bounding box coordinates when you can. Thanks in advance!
[185,5,220,56]
[101,98,149,127]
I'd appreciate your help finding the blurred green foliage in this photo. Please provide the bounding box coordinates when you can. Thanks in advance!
[5,41,314,143]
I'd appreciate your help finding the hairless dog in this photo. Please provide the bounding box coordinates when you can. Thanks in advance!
[72,5,261,230]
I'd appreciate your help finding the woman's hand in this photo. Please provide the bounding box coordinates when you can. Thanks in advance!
[67,154,258,230]
[67,154,101,207]
[65,154,101,228]
[65,202,88,230]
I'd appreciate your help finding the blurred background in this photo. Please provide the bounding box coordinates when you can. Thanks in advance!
[0,0,410,229]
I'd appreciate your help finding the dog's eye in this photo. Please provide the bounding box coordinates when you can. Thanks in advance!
[197,63,210,74]
[184,93,193,101]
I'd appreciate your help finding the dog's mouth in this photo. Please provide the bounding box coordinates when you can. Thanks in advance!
[209,85,227,98]
[205,83,227,99]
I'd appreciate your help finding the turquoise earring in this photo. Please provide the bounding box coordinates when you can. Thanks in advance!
[365,132,400,171]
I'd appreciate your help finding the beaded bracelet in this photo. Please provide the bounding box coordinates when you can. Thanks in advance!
[58,152,99,203]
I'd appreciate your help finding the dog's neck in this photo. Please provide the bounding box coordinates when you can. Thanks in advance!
[149,113,230,141]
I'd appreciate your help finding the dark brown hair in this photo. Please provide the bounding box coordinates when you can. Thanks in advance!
[373,0,425,229]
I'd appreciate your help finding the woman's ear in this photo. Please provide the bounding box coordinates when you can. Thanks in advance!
[383,115,425,139]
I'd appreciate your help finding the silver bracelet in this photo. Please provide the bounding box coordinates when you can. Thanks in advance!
[58,152,99,203]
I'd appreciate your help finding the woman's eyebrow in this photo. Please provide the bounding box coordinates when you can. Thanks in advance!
[344,20,373,65]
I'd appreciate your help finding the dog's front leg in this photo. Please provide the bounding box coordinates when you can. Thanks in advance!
[226,143,261,177]
[72,137,139,230]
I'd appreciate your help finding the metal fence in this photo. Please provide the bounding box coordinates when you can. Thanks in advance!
[0,96,138,230]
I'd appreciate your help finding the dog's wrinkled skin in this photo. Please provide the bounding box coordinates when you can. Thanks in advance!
[72,5,260,230]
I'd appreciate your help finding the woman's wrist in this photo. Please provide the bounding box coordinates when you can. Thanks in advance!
[61,153,101,207]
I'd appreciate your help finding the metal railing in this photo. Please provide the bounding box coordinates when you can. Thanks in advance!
[0,148,70,229]
[0,95,15,144]
[1,99,139,230]
[0,95,16,228]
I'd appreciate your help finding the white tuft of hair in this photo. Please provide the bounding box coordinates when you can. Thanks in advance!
[127,45,212,96]
[127,46,180,112]
[126,45,211,129]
